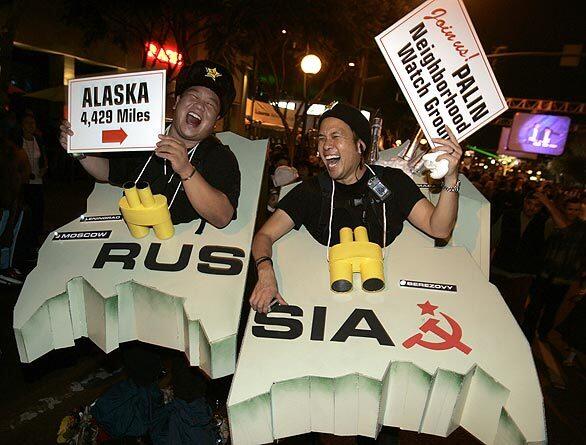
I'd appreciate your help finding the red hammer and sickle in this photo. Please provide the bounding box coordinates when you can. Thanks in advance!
[402,312,472,355]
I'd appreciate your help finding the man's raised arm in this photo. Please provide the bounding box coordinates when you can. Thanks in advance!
[407,126,463,239]
[249,209,295,314]
[59,120,109,182]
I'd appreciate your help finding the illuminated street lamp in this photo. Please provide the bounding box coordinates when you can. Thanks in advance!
[301,54,322,99]
[300,53,322,146]
[301,54,322,74]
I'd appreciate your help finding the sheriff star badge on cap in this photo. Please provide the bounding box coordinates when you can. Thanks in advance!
[205,67,222,81]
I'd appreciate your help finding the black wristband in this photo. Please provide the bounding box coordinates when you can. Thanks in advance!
[255,256,273,269]
[181,166,197,181]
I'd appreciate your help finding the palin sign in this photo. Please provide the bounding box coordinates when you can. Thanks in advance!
[68,70,166,153]
[375,0,507,146]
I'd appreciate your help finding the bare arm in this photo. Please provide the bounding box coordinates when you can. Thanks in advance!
[180,168,235,228]
[408,125,462,239]
[535,192,570,229]
[78,157,109,182]
[60,121,109,182]
[249,209,295,313]
[155,135,234,228]
[407,180,459,239]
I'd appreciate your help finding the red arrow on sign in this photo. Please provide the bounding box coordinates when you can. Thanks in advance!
[102,128,128,144]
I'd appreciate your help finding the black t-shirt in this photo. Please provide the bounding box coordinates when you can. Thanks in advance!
[278,167,425,247]
[108,135,240,224]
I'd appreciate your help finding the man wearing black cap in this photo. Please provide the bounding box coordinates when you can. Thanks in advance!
[60,60,240,228]
[250,102,463,313]
[59,62,240,441]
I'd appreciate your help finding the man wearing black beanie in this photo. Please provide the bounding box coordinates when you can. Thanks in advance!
[250,102,463,313]
[60,60,240,229]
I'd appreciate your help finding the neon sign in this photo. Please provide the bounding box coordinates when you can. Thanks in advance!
[527,124,557,149]
[146,43,184,67]
[509,112,571,156]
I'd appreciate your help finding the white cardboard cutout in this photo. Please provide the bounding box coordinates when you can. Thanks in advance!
[227,175,545,445]
[14,132,266,379]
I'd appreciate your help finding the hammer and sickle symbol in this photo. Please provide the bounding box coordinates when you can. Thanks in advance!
[402,312,472,355]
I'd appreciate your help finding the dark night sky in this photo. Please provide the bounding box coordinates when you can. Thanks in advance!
[466,0,585,102]
[360,0,585,144]
[368,0,585,101]
[368,0,586,103]
[468,0,584,52]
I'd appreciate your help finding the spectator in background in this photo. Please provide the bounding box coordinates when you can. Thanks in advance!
[267,159,299,219]
[0,134,30,285]
[490,192,550,323]
[523,197,586,342]
[489,177,510,223]
[271,152,290,169]
[271,164,299,188]
[307,151,323,171]
[21,113,48,246]
[510,177,526,208]
[482,178,497,202]
[1,110,19,136]
[296,162,313,181]
[556,271,586,366]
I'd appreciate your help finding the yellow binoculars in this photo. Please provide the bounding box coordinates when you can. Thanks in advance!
[119,181,174,240]
[328,226,384,292]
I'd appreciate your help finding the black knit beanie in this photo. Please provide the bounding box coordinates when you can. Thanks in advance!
[318,102,371,147]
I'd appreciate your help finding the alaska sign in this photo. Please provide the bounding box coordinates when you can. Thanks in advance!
[68,70,166,153]
[14,133,266,379]
[227,176,546,445]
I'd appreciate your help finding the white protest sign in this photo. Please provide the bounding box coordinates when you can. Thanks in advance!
[68,70,166,153]
[375,0,507,146]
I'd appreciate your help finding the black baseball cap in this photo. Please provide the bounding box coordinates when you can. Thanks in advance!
[175,60,236,118]
[318,102,371,148]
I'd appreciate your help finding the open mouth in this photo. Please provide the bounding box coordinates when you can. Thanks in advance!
[186,111,202,127]
[325,154,341,168]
